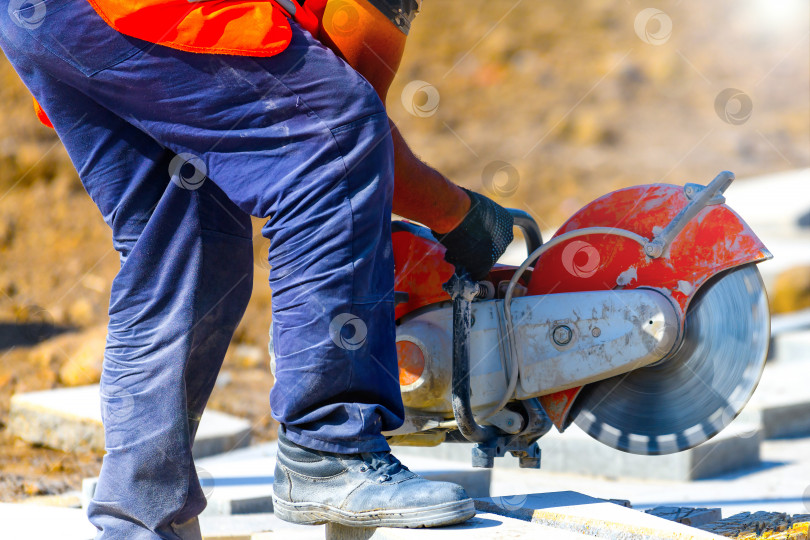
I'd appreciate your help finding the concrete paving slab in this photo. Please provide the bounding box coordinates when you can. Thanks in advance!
[0,502,95,540]
[770,310,810,364]
[540,421,761,481]
[771,329,810,364]
[643,506,722,528]
[323,511,592,540]
[771,309,810,336]
[249,532,325,540]
[8,385,251,458]
[486,435,810,519]
[395,418,762,481]
[739,360,810,439]
[195,443,277,516]
[199,513,323,540]
[62,438,810,538]
[80,443,279,515]
[0,505,322,540]
[21,491,82,508]
[193,411,253,459]
[476,491,723,539]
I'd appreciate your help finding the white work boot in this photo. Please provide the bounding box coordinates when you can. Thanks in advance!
[272,427,476,528]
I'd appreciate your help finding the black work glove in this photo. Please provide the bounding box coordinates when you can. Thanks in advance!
[432,188,514,281]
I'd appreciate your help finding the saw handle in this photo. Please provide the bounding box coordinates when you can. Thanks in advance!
[508,209,543,255]
[644,171,735,258]
[443,273,498,444]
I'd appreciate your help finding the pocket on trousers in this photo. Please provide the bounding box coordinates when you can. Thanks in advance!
[11,0,145,77]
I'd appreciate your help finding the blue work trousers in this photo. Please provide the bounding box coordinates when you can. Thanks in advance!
[0,0,404,536]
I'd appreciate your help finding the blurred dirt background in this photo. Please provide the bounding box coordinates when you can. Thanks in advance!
[0,0,808,500]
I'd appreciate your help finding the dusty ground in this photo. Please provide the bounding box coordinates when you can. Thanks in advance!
[0,0,808,501]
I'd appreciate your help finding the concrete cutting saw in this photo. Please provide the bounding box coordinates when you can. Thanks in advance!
[385,171,771,467]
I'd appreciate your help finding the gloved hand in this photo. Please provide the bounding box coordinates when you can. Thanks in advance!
[432,188,514,281]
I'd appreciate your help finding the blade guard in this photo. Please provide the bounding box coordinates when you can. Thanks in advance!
[531,183,772,432]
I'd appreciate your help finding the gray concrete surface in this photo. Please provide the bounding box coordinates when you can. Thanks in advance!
[771,308,810,336]
[0,503,96,540]
[538,421,761,481]
[488,434,810,519]
[643,506,722,528]
[0,504,323,540]
[324,511,593,540]
[770,309,810,364]
[476,491,723,539]
[771,329,810,364]
[199,513,323,540]
[395,419,762,481]
[22,433,810,538]
[8,385,251,458]
[739,359,810,439]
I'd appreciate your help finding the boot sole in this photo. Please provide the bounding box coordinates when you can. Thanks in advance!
[272,495,476,528]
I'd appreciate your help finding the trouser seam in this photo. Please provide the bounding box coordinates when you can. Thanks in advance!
[326,112,394,447]
[166,187,202,533]
[325,114,390,425]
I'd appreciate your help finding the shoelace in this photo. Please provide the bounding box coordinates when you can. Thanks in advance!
[358,452,409,482]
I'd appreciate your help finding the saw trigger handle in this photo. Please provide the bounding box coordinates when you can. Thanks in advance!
[507,208,543,255]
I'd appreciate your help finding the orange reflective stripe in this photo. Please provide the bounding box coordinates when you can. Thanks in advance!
[85,0,294,57]
[32,97,54,129]
[29,1,328,129]
[286,0,321,36]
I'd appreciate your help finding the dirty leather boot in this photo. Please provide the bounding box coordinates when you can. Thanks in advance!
[272,428,476,528]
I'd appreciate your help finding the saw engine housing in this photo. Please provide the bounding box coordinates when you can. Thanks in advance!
[395,288,679,413]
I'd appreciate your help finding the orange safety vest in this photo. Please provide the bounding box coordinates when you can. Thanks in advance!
[33,0,328,127]
[85,0,324,57]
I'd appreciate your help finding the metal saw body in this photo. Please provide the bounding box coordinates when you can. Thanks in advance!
[393,288,679,414]
[386,173,772,464]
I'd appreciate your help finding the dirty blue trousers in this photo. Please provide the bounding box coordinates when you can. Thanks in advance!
[0,0,405,536]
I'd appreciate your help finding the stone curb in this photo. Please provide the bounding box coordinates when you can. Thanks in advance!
[8,385,251,458]
[394,420,761,481]
[475,492,723,540]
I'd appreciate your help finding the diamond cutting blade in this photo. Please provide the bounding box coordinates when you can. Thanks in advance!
[572,264,770,455]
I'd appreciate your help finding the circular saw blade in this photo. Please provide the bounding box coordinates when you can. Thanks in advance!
[572,264,770,455]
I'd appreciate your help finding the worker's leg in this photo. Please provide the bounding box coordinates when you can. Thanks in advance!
[74,103,253,537]
[94,163,253,538]
[0,2,472,529]
[0,0,403,453]
[0,33,253,536]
